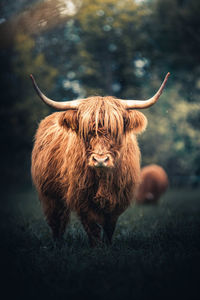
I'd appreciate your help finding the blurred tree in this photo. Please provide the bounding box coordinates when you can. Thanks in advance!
[39,0,151,98]
[70,0,150,97]
[0,33,57,183]
[143,0,200,101]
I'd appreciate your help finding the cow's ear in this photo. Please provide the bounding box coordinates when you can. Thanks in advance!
[59,110,78,131]
[124,110,147,134]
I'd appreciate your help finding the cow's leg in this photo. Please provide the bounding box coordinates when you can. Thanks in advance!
[103,215,118,245]
[47,208,70,242]
[79,213,104,247]
[40,194,70,242]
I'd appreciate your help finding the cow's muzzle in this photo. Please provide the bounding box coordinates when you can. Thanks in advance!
[89,154,113,168]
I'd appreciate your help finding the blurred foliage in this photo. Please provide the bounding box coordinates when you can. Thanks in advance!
[0,31,57,181]
[140,87,200,186]
[0,0,200,185]
[11,33,57,143]
[143,0,200,101]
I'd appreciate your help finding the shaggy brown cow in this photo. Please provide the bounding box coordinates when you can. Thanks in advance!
[31,73,170,246]
[136,164,169,204]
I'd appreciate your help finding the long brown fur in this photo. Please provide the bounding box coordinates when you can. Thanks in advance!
[136,164,169,204]
[32,96,147,246]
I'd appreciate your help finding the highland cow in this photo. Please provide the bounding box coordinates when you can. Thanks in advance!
[31,73,169,246]
[136,164,169,204]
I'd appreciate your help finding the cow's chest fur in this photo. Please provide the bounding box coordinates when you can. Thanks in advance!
[69,172,130,215]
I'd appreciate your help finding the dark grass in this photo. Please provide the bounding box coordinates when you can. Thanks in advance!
[0,186,200,300]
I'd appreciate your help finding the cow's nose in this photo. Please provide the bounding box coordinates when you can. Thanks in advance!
[92,155,109,166]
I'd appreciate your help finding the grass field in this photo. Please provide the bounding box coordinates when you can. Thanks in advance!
[0,186,200,300]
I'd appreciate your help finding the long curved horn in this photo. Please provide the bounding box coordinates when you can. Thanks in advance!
[30,75,83,110]
[120,72,170,109]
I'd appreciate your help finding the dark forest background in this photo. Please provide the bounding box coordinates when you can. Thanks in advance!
[0,0,200,187]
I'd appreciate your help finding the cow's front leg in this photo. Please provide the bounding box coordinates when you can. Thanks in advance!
[79,212,104,247]
[40,193,70,243]
[103,215,118,245]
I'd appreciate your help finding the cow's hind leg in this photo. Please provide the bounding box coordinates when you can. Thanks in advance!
[40,194,70,243]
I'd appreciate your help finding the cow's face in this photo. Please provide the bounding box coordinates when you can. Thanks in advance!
[86,132,120,169]
[60,97,147,170]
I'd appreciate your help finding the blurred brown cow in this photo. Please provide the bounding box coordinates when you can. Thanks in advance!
[136,164,169,204]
